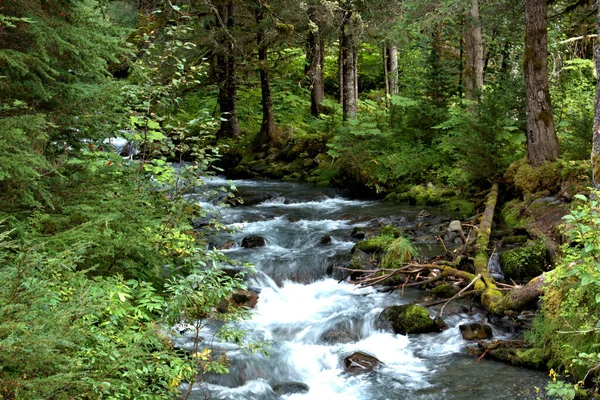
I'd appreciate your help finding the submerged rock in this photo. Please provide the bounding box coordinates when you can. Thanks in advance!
[377,304,447,334]
[344,351,382,373]
[271,382,309,396]
[321,329,355,344]
[241,235,267,248]
[459,323,493,340]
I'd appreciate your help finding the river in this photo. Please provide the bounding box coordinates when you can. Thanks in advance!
[178,177,550,400]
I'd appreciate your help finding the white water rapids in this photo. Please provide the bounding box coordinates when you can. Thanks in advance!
[180,177,550,400]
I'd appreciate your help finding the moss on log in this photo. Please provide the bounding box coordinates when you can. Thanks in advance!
[473,183,504,311]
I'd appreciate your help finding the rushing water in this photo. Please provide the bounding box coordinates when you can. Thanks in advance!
[180,178,550,400]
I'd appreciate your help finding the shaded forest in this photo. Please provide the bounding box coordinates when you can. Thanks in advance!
[2,0,600,398]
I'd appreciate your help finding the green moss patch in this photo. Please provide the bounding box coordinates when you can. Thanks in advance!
[378,304,446,334]
[501,240,548,280]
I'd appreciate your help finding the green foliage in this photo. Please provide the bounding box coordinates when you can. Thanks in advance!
[0,235,190,399]
[526,192,600,384]
[444,199,476,219]
[552,58,595,161]
[434,84,526,185]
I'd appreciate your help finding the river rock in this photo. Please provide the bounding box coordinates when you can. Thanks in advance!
[320,235,332,245]
[344,351,382,373]
[448,220,463,232]
[459,323,493,340]
[231,289,259,309]
[349,249,377,272]
[351,227,366,239]
[272,382,310,396]
[377,304,447,334]
[220,240,235,250]
[241,235,267,248]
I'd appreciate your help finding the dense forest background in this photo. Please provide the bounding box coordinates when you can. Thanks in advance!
[2,0,600,398]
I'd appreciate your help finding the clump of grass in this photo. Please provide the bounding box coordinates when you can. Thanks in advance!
[381,236,418,269]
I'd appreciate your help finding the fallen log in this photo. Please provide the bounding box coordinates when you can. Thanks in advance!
[339,183,545,316]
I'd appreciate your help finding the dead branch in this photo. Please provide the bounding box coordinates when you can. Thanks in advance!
[435,274,482,319]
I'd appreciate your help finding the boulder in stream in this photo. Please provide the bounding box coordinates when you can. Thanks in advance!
[231,289,259,309]
[377,304,447,334]
[220,240,236,250]
[344,351,382,373]
[319,235,332,245]
[241,235,267,248]
[218,289,259,313]
[459,322,493,340]
[271,382,310,396]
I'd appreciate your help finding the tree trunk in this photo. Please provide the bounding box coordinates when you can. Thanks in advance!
[353,44,359,104]
[254,3,278,149]
[307,6,324,117]
[464,0,483,101]
[216,1,240,139]
[524,0,559,166]
[388,44,398,96]
[338,37,344,106]
[383,44,390,107]
[593,8,600,190]
[341,7,357,120]
[459,34,464,98]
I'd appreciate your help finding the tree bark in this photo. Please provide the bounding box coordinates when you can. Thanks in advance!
[464,0,483,101]
[353,44,359,104]
[341,6,357,120]
[254,3,278,149]
[383,44,390,107]
[338,35,344,105]
[593,8,600,190]
[307,6,324,117]
[215,1,240,139]
[388,44,398,96]
[524,0,560,166]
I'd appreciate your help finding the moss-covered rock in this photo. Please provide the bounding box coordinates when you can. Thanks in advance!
[431,283,460,299]
[377,304,447,334]
[349,249,376,272]
[501,199,529,229]
[487,347,547,370]
[501,240,548,280]
[506,158,560,194]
